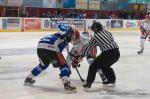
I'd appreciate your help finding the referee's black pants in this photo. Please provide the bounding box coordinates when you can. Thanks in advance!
[86,48,120,84]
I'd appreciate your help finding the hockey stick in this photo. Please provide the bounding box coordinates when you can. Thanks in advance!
[66,45,85,82]
[75,67,85,82]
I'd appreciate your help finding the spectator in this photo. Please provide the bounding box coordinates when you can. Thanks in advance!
[46,11,52,18]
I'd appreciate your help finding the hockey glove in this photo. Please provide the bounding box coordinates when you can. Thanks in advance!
[140,27,146,34]
[72,59,79,68]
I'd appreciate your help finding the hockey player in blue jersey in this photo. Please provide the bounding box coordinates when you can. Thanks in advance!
[24,25,80,93]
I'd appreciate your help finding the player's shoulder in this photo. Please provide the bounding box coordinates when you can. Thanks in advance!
[54,32,63,37]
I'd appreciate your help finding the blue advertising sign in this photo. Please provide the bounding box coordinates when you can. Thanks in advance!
[63,0,75,8]
[24,0,43,7]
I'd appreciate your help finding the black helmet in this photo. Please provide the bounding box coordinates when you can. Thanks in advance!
[91,22,103,33]
[63,25,75,42]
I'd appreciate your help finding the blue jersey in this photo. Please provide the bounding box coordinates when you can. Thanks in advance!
[37,33,68,52]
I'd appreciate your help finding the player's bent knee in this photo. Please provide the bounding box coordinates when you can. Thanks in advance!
[31,64,48,76]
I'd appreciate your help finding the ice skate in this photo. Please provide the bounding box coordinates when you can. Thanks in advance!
[137,49,143,55]
[83,82,92,92]
[62,76,76,93]
[63,82,76,94]
[24,77,35,85]
[102,80,116,88]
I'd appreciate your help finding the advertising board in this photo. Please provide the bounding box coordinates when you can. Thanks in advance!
[41,18,51,30]
[2,18,21,30]
[24,18,41,31]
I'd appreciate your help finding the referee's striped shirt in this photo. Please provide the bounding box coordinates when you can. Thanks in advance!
[83,29,119,56]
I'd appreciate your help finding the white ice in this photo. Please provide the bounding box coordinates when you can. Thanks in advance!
[0,30,150,99]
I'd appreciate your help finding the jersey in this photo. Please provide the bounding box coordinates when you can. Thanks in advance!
[71,32,94,57]
[140,20,150,35]
[67,32,97,66]
[37,33,68,52]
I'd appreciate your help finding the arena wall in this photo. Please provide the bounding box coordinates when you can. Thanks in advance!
[0,17,141,32]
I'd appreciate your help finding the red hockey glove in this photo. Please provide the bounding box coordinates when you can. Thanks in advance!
[140,27,146,34]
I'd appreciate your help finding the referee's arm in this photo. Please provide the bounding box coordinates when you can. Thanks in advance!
[82,38,97,56]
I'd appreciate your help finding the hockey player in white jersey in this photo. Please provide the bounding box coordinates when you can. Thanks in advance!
[137,14,150,54]
[66,31,107,82]
[24,25,80,93]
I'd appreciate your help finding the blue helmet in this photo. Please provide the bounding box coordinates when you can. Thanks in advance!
[58,24,77,42]
[58,24,67,32]
[58,24,74,35]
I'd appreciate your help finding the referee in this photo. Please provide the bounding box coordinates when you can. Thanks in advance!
[82,22,120,90]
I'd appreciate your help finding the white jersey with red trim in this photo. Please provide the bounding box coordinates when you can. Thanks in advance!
[67,32,93,65]
[71,32,93,56]
[141,20,150,34]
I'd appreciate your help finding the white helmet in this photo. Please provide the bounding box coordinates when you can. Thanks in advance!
[80,32,91,44]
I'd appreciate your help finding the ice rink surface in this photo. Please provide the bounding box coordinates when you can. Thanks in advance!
[0,30,150,99]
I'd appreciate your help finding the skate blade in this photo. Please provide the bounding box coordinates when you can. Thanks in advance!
[65,89,77,94]
[23,83,34,86]
[103,83,116,88]
[83,84,116,92]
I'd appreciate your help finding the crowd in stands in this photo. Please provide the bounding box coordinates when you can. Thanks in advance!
[0,7,146,20]
[40,9,146,20]
[41,9,86,19]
